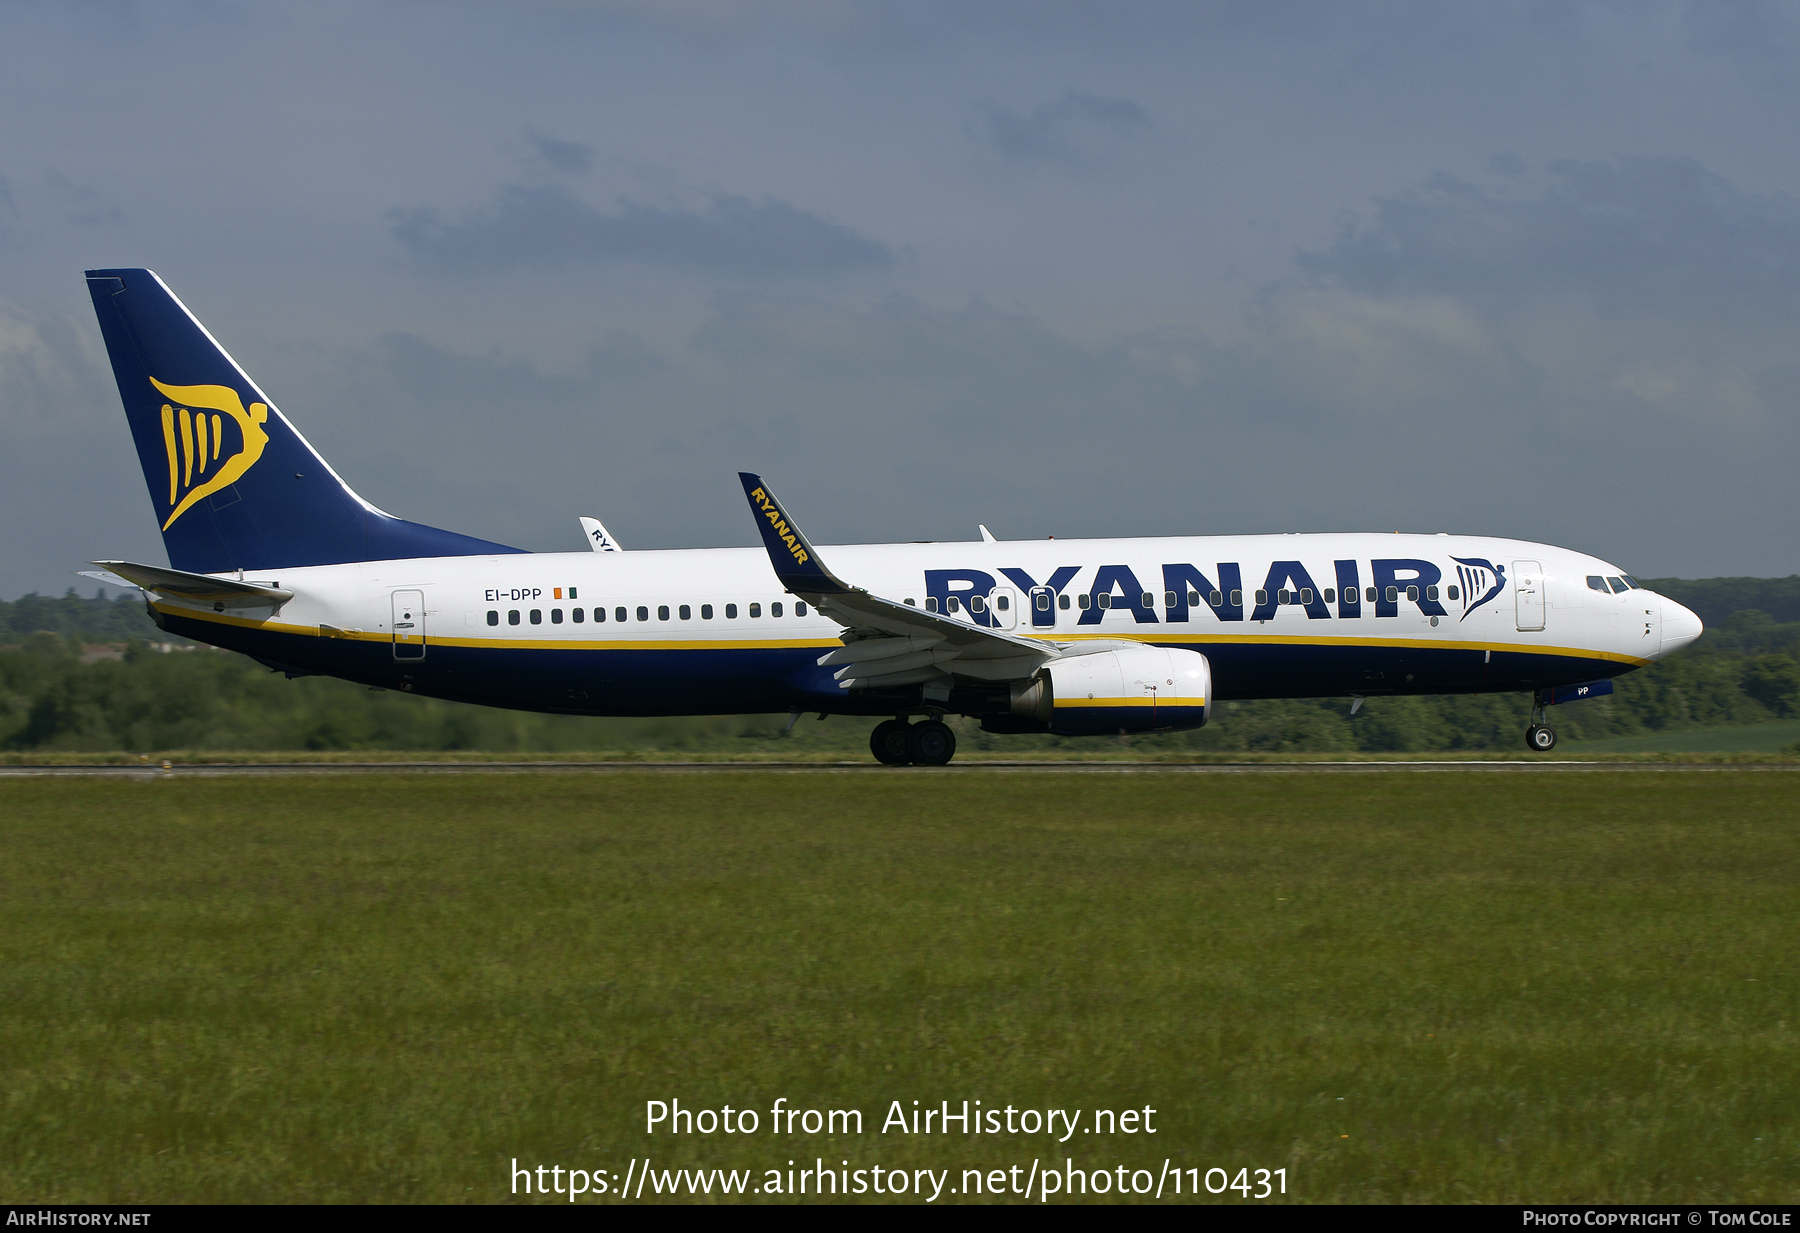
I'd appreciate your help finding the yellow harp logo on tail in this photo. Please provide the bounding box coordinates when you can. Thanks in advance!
[149,377,270,530]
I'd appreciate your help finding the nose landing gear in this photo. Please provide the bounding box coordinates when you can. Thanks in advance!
[1525,692,1557,752]
[869,717,957,766]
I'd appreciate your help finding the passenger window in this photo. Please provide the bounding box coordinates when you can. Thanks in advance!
[1302,588,1314,604]
[1256,590,1269,606]
[1587,575,1608,592]
[508,610,520,625]
[1277,589,1290,605]
[1405,586,1419,602]
[969,595,986,614]
[725,604,737,619]
[1230,589,1243,606]
[797,601,808,616]
[1425,585,1438,601]
[701,604,713,619]
[637,606,649,621]
[658,605,670,620]
[1059,594,1071,609]
[614,607,626,623]
[679,604,691,620]
[1208,590,1222,607]
[1323,589,1335,603]
[772,602,783,617]
[1385,586,1398,603]
[573,608,584,623]
[1141,592,1154,608]
[487,610,499,626]
[1608,577,1628,594]
[1446,586,1459,601]
[551,608,563,624]
[1077,593,1090,610]
[530,609,542,624]
[1188,590,1200,605]
[1366,587,1378,603]
[749,603,761,618]
[1098,592,1112,609]
[1035,592,1050,611]
[994,596,1006,612]
[925,597,939,613]
[905,598,916,606]
[947,597,960,613]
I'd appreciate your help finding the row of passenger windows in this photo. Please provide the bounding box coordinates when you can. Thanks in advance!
[1588,575,1641,594]
[926,584,1463,614]
[487,601,810,627]
[484,580,1489,629]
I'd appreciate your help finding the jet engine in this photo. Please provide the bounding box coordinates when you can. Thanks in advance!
[1006,644,1211,735]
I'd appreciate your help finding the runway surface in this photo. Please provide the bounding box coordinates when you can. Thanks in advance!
[1,760,1793,777]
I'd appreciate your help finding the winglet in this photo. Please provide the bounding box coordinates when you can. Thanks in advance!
[738,473,853,595]
[578,516,623,552]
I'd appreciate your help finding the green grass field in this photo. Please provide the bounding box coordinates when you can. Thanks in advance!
[1559,719,1800,754]
[2,771,1795,1203]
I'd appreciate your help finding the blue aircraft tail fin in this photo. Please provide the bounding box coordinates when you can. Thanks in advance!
[85,268,524,573]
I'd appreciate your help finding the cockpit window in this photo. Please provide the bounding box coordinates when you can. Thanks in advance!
[1586,576,1609,593]
[1608,577,1629,594]
[1622,575,1641,589]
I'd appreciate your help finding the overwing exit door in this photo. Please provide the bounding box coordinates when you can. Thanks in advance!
[392,589,426,659]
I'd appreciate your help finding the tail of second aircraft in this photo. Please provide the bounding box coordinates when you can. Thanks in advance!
[85,268,523,574]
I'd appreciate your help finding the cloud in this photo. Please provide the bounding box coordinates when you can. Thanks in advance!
[1298,157,1800,319]
[389,184,894,277]
[0,303,166,588]
[46,171,125,227]
[528,132,594,175]
[969,91,1150,162]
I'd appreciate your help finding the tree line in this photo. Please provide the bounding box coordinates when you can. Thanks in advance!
[2,580,1796,754]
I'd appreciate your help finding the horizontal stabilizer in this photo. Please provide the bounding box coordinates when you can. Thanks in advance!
[77,568,137,590]
[93,560,292,609]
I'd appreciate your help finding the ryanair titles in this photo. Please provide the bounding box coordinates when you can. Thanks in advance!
[930,556,1509,628]
[749,486,811,569]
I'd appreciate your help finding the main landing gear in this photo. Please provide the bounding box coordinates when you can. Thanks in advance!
[1525,692,1557,752]
[870,718,957,766]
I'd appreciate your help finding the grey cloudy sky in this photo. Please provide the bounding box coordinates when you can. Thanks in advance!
[4,0,1800,597]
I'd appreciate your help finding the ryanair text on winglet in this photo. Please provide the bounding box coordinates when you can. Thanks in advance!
[750,487,810,568]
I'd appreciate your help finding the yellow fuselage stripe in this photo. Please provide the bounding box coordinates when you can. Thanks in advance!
[151,603,1648,665]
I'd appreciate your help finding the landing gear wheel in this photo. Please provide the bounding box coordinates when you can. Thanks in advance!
[905,720,957,766]
[870,719,912,766]
[1526,724,1558,752]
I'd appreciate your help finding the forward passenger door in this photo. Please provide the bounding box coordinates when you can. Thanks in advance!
[1513,562,1544,632]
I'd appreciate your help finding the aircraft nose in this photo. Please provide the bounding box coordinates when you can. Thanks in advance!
[1660,597,1704,657]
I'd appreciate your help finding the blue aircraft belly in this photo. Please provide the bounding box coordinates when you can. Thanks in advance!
[156,611,1635,717]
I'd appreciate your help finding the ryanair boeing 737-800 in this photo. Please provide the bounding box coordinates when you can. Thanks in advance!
[79,269,1703,764]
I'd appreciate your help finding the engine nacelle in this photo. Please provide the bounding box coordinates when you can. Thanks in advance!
[1017,645,1211,735]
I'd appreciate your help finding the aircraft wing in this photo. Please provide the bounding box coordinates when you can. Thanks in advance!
[737,473,1052,689]
[93,560,293,610]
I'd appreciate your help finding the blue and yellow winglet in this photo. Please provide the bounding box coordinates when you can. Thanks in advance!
[738,473,854,596]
